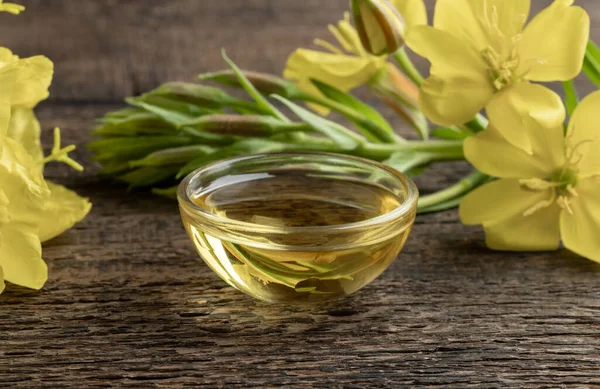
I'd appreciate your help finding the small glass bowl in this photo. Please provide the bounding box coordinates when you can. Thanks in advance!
[178,153,418,304]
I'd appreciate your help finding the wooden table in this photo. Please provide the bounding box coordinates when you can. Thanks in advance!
[1,1,599,387]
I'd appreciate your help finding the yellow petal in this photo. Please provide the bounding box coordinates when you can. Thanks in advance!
[12,55,54,108]
[0,224,47,290]
[565,90,600,176]
[6,107,43,165]
[464,124,552,179]
[38,182,92,243]
[431,0,497,51]
[483,203,560,251]
[560,178,600,263]
[468,0,530,42]
[0,61,19,139]
[406,26,493,126]
[485,83,566,157]
[518,1,589,82]
[0,2,25,15]
[460,179,550,225]
[0,139,49,225]
[284,49,385,114]
[391,0,427,28]
[434,0,530,51]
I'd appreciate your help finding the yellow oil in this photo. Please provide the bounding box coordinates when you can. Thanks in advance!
[182,174,413,303]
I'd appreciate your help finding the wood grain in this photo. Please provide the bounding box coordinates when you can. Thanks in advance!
[0,1,600,388]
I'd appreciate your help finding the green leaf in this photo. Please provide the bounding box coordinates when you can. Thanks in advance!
[130,145,215,167]
[221,50,290,122]
[431,127,471,140]
[272,95,363,150]
[126,96,216,127]
[383,151,432,173]
[310,79,397,143]
[177,138,288,178]
[119,166,181,188]
[562,80,579,116]
[199,69,304,99]
[88,136,194,161]
[583,41,600,89]
[152,186,179,199]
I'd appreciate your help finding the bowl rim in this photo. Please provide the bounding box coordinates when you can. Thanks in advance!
[177,152,419,234]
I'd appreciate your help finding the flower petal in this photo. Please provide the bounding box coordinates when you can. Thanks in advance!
[391,0,427,28]
[469,0,530,41]
[38,182,92,243]
[406,26,493,126]
[0,59,19,139]
[565,91,600,176]
[0,224,47,290]
[12,55,54,108]
[432,0,487,50]
[6,107,43,164]
[483,203,561,251]
[284,49,385,114]
[464,125,550,179]
[560,178,600,263]
[518,1,589,82]
[485,83,566,158]
[460,179,551,225]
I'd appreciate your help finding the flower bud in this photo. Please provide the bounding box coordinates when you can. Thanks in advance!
[351,0,406,56]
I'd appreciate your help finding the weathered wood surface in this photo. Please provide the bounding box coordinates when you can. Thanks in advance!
[1,1,600,388]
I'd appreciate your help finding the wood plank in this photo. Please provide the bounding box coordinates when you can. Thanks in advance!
[0,1,599,387]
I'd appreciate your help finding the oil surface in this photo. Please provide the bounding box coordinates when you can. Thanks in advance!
[182,174,413,303]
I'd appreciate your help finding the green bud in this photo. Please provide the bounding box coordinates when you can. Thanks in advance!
[184,114,311,137]
[351,0,406,56]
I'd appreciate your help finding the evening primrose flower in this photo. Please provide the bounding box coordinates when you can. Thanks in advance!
[406,0,590,153]
[460,87,600,262]
[284,1,426,115]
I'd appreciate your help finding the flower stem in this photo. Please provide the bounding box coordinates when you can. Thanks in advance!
[418,171,487,210]
[392,48,424,86]
[360,140,464,160]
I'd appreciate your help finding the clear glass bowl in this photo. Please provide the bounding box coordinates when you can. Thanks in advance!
[178,153,418,304]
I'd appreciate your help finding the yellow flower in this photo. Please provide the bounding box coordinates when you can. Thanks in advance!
[0,1,24,15]
[460,87,600,262]
[284,1,426,114]
[406,0,590,153]
[0,138,50,290]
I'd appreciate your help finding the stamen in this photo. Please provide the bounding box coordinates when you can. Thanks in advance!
[313,39,343,55]
[519,178,559,191]
[523,196,555,217]
[557,196,574,215]
[566,185,579,198]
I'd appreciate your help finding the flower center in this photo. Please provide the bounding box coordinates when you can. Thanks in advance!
[481,46,520,91]
[519,168,580,216]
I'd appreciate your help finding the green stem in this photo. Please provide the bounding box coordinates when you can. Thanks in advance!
[418,171,487,210]
[392,48,424,86]
[360,140,464,160]
[465,114,488,133]
[300,92,405,144]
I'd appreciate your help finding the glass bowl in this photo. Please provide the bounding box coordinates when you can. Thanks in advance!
[177,153,418,304]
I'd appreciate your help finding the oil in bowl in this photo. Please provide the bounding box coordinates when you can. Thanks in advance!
[178,153,418,304]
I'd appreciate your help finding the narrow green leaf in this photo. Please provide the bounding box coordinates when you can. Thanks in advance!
[584,41,600,89]
[310,79,397,143]
[221,50,290,122]
[130,145,215,167]
[272,95,363,150]
[562,80,579,116]
[383,151,432,173]
[152,186,179,199]
[199,69,303,99]
[88,136,194,161]
[119,167,181,188]
[127,96,216,127]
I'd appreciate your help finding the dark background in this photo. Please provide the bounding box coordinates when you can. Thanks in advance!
[0,1,599,388]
